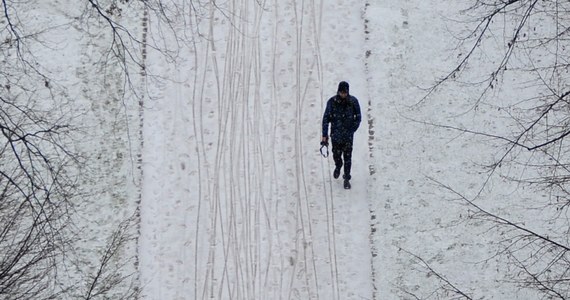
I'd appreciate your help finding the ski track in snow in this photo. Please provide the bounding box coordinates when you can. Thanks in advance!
[139,1,373,299]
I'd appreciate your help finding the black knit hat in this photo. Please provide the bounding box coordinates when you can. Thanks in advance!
[338,81,349,93]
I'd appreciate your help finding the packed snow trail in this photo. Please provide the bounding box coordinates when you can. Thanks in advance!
[139,1,373,299]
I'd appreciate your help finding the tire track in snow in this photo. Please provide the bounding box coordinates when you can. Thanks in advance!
[204,2,227,297]
[189,12,208,299]
[315,1,342,294]
[248,4,270,298]
[291,0,321,299]
[269,3,286,298]
[278,1,343,299]
[199,2,270,298]
[307,1,343,299]
[189,4,213,298]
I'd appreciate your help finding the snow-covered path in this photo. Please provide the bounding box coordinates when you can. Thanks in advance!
[133,0,552,298]
[139,1,373,299]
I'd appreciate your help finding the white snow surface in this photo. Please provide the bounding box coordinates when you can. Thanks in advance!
[14,0,552,299]
[140,1,374,298]
[137,1,540,299]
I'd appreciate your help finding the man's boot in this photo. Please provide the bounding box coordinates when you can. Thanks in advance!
[343,175,351,189]
[333,167,341,179]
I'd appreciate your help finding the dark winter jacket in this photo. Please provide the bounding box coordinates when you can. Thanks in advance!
[322,95,362,143]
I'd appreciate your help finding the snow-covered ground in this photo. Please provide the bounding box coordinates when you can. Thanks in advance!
[139,1,374,298]
[8,0,556,299]
[138,0,534,299]
[136,0,546,299]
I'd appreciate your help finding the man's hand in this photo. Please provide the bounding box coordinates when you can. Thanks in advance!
[321,136,328,146]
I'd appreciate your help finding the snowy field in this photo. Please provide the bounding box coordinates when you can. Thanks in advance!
[6,0,565,299]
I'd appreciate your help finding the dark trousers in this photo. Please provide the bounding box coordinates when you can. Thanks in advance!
[332,140,353,180]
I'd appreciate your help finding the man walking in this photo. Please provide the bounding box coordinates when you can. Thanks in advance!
[321,81,362,189]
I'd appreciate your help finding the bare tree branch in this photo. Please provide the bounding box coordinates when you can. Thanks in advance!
[400,248,474,300]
